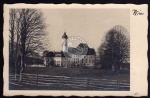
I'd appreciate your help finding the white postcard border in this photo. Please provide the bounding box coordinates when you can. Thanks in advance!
[3,4,148,96]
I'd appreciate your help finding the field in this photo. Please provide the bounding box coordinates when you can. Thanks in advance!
[10,67,130,90]
[23,67,130,80]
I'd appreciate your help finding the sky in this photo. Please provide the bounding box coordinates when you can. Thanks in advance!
[41,9,130,52]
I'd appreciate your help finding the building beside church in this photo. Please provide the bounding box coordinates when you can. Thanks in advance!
[44,32,96,67]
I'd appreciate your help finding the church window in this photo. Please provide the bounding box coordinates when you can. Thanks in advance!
[76,58,78,61]
[92,59,94,63]
[85,59,87,63]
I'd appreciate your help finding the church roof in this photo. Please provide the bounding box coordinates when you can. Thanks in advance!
[76,43,95,55]
[87,48,96,55]
[45,43,95,57]
[45,51,65,57]
[54,51,65,57]
[45,48,95,57]
[77,43,88,48]
[45,51,55,57]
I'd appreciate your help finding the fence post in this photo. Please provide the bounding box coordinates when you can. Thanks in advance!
[14,69,17,80]
[117,79,120,90]
[36,74,38,86]
[86,77,89,89]
[19,73,22,81]
[61,75,64,88]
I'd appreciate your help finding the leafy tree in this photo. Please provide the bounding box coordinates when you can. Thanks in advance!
[98,25,130,72]
[43,50,49,57]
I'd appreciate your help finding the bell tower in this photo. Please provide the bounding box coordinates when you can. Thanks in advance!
[62,32,68,52]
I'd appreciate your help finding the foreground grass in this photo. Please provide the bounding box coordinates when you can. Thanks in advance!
[23,67,130,81]
[10,67,130,90]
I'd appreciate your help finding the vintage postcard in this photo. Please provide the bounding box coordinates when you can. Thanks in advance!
[3,4,148,96]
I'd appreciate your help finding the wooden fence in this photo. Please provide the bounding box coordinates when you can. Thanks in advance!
[9,73,130,90]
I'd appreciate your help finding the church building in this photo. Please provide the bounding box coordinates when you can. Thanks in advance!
[44,32,96,68]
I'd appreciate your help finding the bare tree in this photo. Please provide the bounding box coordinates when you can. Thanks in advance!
[9,9,47,74]
[98,25,130,72]
[18,9,46,71]
[9,9,16,73]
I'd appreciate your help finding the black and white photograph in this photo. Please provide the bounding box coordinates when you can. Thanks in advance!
[3,4,148,96]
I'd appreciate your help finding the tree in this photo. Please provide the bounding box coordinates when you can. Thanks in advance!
[98,25,130,72]
[43,50,49,57]
[18,9,46,68]
[9,9,47,74]
[9,9,16,73]
[9,9,21,74]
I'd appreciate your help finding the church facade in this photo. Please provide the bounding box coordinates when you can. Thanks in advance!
[44,32,96,67]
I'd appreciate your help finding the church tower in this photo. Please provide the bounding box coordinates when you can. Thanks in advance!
[62,32,68,52]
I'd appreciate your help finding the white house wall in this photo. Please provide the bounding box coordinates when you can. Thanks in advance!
[45,54,96,67]
[54,57,62,66]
